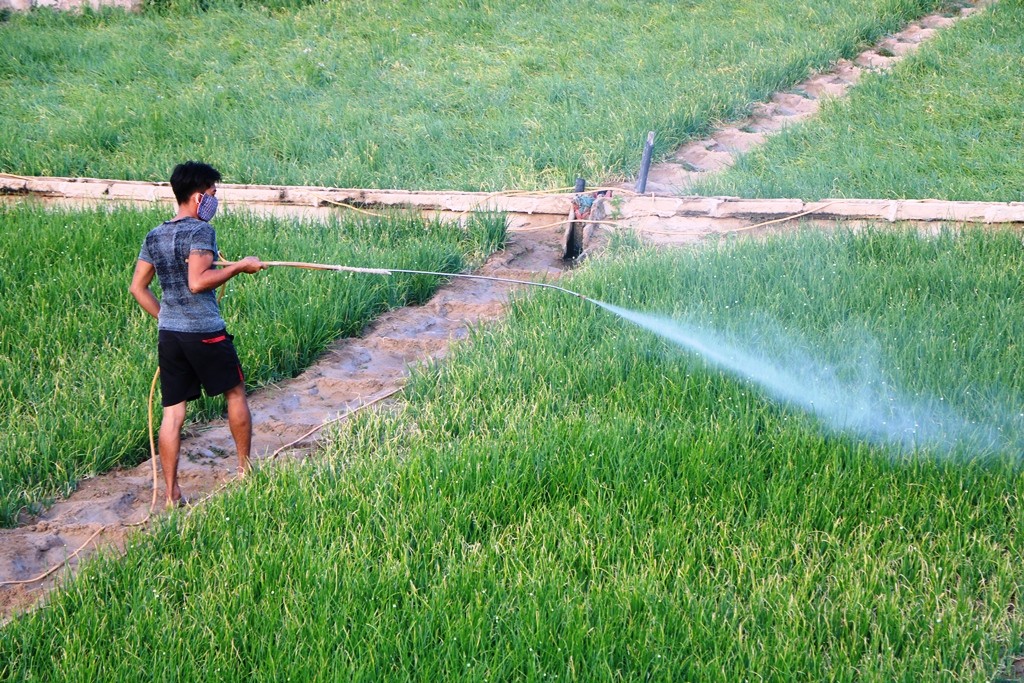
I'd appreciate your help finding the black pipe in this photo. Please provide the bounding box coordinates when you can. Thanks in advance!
[635,131,656,194]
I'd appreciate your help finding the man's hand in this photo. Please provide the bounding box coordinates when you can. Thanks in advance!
[129,260,160,319]
[237,256,266,274]
[189,252,265,293]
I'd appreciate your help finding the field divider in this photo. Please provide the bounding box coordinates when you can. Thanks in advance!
[3,174,1023,243]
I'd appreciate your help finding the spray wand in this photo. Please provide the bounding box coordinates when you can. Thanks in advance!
[213,259,591,301]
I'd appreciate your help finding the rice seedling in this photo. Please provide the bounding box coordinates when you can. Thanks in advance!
[0,0,947,190]
[3,226,1022,681]
[0,203,505,526]
[698,1,1024,201]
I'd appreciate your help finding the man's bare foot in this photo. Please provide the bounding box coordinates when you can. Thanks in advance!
[165,486,188,509]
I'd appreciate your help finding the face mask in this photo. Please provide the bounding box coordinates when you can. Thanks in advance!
[197,193,219,222]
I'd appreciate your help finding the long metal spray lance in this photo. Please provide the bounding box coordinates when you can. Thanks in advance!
[213,260,591,301]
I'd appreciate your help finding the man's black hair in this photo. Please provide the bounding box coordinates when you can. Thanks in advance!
[170,161,222,205]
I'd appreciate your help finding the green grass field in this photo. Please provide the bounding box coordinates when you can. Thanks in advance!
[4,0,1023,677]
[3,227,1022,680]
[698,1,1024,201]
[0,203,504,527]
[0,0,946,190]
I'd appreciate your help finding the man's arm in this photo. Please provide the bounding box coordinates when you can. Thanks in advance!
[187,250,265,294]
[129,260,161,319]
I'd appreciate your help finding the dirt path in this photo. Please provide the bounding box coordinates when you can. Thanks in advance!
[0,223,567,622]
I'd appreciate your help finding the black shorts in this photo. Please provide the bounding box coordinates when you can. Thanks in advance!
[158,329,245,407]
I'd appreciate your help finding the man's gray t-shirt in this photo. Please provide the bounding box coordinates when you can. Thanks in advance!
[138,217,226,333]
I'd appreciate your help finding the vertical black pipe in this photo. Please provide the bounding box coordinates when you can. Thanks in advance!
[635,131,656,194]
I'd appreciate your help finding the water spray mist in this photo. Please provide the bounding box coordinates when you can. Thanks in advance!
[223,259,1013,456]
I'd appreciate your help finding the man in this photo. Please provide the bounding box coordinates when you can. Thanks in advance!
[129,161,265,507]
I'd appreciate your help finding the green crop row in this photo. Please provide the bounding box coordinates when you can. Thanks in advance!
[699,1,1024,201]
[0,203,505,527]
[0,0,946,190]
[3,226,1022,680]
